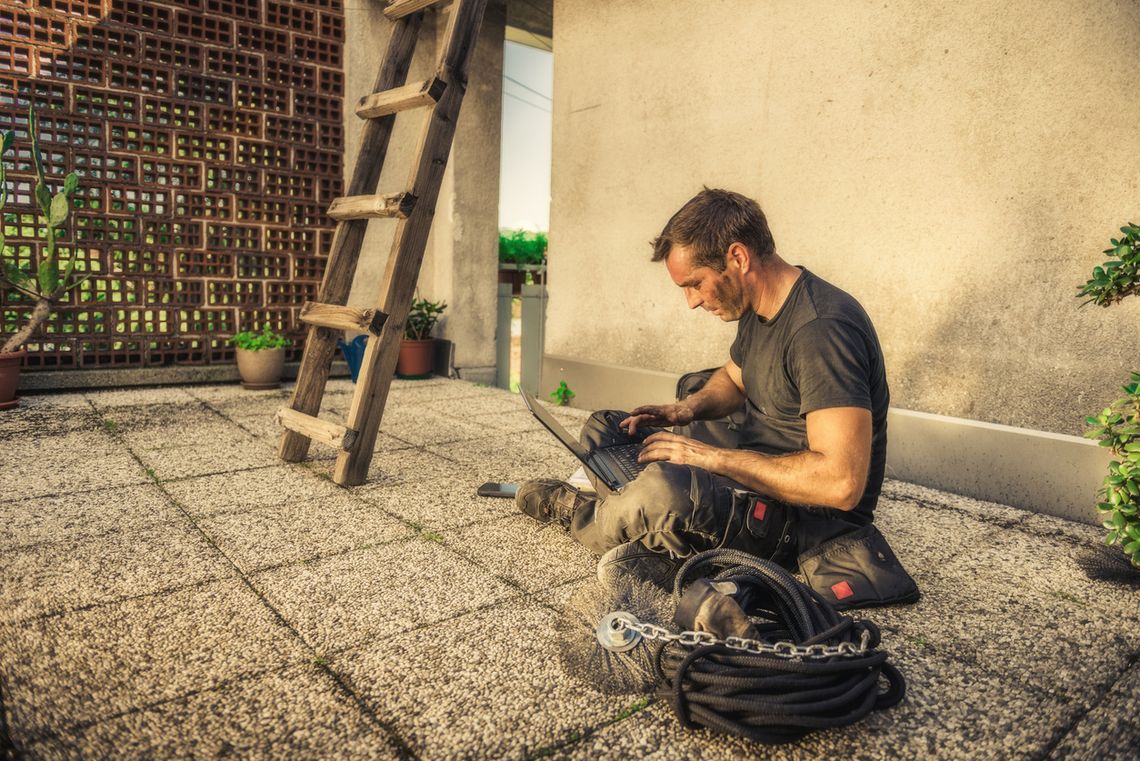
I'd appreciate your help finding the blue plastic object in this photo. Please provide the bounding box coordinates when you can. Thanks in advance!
[337,335,368,383]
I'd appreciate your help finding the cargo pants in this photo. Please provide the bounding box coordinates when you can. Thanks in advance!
[568,410,800,567]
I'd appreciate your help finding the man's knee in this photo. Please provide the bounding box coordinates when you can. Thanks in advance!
[579,409,632,450]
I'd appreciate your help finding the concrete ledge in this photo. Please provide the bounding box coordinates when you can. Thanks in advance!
[18,362,351,392]
[543,353,1111,526]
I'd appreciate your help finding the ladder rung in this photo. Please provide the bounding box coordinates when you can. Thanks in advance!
[277,408,358,451]
[327,192,416,221]
[384,0,447,20]
[299,302,388,335]
[356,77,447,119]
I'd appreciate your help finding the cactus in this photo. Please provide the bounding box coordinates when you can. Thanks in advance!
[1,104,87,354]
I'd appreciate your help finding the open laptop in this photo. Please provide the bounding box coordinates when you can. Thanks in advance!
[520,390,650,493]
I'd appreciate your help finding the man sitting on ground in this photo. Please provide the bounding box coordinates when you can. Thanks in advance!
[518,188,890,589]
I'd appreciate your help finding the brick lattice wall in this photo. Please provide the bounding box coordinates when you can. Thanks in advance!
[0,0,344,369]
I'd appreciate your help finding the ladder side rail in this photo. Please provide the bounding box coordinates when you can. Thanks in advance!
[335,0,489,485]
[279,13,427,462]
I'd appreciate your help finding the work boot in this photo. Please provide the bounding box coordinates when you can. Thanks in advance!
[517,479,587,529]
[597,541,682,593]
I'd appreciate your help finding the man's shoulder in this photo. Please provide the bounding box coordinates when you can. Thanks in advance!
[796,270,874,328]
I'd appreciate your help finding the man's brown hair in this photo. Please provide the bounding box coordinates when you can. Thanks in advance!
[651,188,775,271]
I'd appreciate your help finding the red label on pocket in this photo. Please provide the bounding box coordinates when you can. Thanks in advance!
[831,581,855,600]
[752,500,768,521]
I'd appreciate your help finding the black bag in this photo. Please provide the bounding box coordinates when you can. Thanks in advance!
[673,368,745,449]
[798,524,920,610]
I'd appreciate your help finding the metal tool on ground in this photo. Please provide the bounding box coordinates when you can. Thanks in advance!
[560,548,906,743]
[275,0,489,486]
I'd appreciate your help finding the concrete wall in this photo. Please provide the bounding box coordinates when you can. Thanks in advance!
[344,2,506,383]
[546,0,1140,436]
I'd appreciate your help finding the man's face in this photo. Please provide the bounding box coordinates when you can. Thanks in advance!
[664,244,747,321]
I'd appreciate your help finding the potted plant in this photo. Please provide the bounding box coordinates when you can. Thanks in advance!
[230,324,290,390]
[397,297,446,378]
[0,106,87,410]
[1078,222,1140,572]
[498,229,548,294]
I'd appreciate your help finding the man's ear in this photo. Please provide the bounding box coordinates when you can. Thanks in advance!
[727,242,750,273]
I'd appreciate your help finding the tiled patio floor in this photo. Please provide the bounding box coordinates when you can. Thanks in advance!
[1,378,1138,759]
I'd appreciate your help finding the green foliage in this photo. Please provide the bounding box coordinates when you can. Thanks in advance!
[498,228,548,266]
[1077,224,1140,307]
[230,324,290,351]
[405,297,446,340]
[549,380,575,406]
[0,105,89,352]
[1085,372,1140,568]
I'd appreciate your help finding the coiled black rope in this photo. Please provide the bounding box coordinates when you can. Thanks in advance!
[657,549,906,744]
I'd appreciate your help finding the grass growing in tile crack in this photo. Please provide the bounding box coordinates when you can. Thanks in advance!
[611,697,651,722]
[101,418,117,434]
[1048,590,1085,605]
[528,698,656,757]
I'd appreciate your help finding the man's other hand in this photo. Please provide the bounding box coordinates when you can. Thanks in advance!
[638,431,719,471]
[620,403,694,435]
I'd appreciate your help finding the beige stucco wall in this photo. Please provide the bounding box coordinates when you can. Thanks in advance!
[344,3,505,382]
[546,0,1140,435]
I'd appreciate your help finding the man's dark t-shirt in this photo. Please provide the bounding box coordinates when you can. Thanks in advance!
[728,268,889,523]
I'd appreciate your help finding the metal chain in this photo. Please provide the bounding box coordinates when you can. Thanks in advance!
[617,618,872,660]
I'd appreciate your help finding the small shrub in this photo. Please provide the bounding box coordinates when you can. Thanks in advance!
[499,229,548,266]
[230,324,289,351]
[550,380,574,406]
[405,298,446,340]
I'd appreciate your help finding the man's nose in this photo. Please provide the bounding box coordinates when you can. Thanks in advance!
[684,287,702,309]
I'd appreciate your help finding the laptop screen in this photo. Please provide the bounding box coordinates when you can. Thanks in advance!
[519,390,592,462]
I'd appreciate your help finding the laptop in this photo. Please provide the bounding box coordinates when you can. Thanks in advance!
[520,390,650,493]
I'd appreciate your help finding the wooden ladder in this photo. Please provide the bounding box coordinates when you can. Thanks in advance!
[277,0,488,486]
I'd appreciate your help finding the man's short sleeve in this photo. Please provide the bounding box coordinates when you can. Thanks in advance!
[788,318,872,416]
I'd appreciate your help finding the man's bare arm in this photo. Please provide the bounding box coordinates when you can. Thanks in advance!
[639,406,873,510]
[621,361,746,435]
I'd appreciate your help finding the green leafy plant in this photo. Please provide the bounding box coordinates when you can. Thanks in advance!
[1079,224,1140,568]
[1,105,87,354]
[550,380,575,406]
[498,228,548,266]
[404,297,446,340]
[1084,374,1140,568]
[1077,224,1140,307]
[230,324,290,351]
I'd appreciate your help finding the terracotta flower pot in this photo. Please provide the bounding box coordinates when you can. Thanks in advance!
[235,347,285,390]
[397,339,435,378]
[0,349,25,410]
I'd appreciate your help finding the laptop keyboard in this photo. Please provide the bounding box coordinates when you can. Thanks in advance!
[606,443,647,481]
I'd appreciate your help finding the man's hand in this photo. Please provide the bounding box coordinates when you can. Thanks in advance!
[620,403,694,436]
[638,431,720,471]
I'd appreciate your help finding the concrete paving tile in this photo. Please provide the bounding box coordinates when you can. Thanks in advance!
[26,664,402,760]
[0,518,232,624]
[872,495,995,571]
[0,483,182,551]
[162,464,340,518]
[427,430,581,484]
[331,600,631,760]
[418,390,528,418]
[355,475,520,530]
[184,383,292,405]
[1015,510,1106,546]
[12,393,93,411]
[304,447,460,491]
[250,539,517,653]
[444,515,598,593]
[135,439,281,481]
[84,387,198,408]
[95,401,221,434]
[0,578,309,741]
[880,478,1030,527]
[120,421,255,452]
[469,406,547,433]
[0,402,103,439]
[386,377,489,404]
[563,644,1072,761]
[197,493,412,572]
[377,404,499,445]
[866,537,1140,707]
[4,430,150,500]
[1045,659,1140,760]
